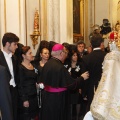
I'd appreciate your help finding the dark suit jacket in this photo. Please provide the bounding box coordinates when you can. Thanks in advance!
[82,49,106,104]
[0,50,18,85]
[0,65,13,120]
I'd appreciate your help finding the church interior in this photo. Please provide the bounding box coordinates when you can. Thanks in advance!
[0,0,120,54]
[1,0,120,120]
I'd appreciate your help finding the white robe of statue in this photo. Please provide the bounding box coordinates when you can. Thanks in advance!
[90,49,120,120]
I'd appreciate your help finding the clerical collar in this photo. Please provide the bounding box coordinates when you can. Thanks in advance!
[93,48,101,51]
[2,50,12,58]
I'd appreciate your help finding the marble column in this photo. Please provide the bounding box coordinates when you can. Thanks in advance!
[47,0,60,42]
[41,0,73,44]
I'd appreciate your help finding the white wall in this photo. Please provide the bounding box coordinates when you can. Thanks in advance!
[90,0,119,28]
[0,0,40,54]
[0,0,26,46]
[0,0,119,51]
[95,0,110,25]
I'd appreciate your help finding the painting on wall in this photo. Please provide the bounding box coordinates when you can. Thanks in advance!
[73,0,80,34]
[73,0,84,43]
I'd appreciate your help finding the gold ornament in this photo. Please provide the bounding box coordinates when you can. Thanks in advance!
[30,9,41,49]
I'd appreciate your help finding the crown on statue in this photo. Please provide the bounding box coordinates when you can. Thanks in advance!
[108,31,118,42]
[108,30,120,51]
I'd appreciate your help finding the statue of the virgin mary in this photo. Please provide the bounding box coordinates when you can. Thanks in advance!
[90,31,120,120]
[84,30,120,120]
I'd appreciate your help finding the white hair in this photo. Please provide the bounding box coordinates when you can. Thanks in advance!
[51,50,62,57]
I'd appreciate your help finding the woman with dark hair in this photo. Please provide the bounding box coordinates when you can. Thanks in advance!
[14,43,24,65]
[36,48,50,79]
[33,47,50,120]
[34,40,49,62]
[18,46,39,120]
[62,42,70,64]
[64,49,84,120]
[48,41,57,57]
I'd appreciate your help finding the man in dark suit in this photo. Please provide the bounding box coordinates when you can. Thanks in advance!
[0,32,19,120]
[0,65,13,120]
[82,35,106,112]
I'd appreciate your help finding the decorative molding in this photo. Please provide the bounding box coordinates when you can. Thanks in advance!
[4,0,6,32]
[80,0,84,35]
[39,0,41,41]
[18,0,21,37]
[40,0,48,40]
[94,0,95,25]
[25,0,27,45]
[73,33,83,43]
[84,0,90,45]
[66,0,73,44]
[89,0,93,31]
[40,0,45,40]
[108,0,110,20]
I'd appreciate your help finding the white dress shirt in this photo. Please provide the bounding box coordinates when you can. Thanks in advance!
[93,47,101,51]
[2,50,16,87]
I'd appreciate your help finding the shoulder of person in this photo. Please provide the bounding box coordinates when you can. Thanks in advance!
[0,65,6,72]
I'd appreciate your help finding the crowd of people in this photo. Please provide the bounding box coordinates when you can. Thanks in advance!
[0,30,119,120]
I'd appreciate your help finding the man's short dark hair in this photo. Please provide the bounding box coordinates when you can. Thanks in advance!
[2,32,19,47]
[77,40,85,47]
[91,35,104,48]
